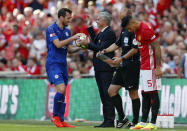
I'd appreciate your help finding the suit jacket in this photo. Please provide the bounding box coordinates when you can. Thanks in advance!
[87,26,116,72]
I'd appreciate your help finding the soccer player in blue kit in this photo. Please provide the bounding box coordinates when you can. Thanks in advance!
[45,8,83,128]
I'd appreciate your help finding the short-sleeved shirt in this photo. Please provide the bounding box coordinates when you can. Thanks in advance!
[135,22,157,70]
[116,29,140,67]
[45,22,72,66]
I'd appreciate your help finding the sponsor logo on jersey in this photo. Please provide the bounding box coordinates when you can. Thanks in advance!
[124,37,129,43]
[137,41,141,46]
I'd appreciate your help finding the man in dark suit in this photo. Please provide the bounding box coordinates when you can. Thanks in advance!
[78,11,116,127]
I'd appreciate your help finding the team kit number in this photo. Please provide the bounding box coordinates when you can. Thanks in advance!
[147,80,152,87]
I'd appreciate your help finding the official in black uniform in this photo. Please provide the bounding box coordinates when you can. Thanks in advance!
[100,16,140,128]
[78,11,116,127]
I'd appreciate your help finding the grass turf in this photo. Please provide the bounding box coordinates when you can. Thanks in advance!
[0,120,186,131]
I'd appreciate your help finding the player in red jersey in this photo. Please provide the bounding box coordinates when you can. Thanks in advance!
[121,15,162,130]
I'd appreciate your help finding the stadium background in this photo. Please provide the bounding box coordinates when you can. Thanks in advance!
[0,0,187,129]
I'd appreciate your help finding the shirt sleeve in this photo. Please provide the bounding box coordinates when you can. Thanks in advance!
[115,33,122,47]
[131,33,138,49]
[47,27,58,42]
[143,23,157,44]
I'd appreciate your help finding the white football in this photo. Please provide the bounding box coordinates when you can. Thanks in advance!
[78,34,87,40]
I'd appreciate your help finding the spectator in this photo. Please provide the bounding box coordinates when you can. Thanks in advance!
[0,58,8,71]
[26,57,41,75]
[173,55,180,74]
[72,17,88,35]
[12,57,26,72]
[17,26,31,61]
[0,28,7,52]
[72,70,81,78]
[161,21,176,46]
[30,29,46,61]
[28,0,45,11]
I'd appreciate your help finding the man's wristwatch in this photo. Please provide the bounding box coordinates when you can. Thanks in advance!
[103,49,107,53]
[121,56,125,61]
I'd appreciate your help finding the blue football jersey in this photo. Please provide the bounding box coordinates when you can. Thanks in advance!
[45,22,72,65]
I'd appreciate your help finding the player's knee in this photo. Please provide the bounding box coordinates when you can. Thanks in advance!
[108,88,113,97]
[57,88,66,94]
[152,100,160,110]
[108,87,117,97]
[129,90,139,99]
[56,84,66,94]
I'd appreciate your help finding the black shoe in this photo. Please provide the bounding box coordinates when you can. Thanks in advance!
[94,122,114,128]
[94,122,104,128]
[125,122,135,129]
[115,117,129,128]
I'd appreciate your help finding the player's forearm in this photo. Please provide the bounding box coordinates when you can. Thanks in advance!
[105,43,119,53]
[121,48,138,60]
[59,37,74,48]
[151,41,161,67]
[53,37,74,48]
[68,46,80,53]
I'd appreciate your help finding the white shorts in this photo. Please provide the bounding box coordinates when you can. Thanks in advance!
[140,69,161,92]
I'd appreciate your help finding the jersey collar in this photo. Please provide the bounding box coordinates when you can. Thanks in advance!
[55,21,66,31]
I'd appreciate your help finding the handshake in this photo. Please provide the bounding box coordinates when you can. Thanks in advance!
[72,33,89,49]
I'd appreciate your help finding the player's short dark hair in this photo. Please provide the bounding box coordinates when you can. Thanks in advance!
[58,8,72,18]
[121,15,132,28]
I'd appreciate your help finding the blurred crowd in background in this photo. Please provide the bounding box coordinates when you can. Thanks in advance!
[0,0,187,78]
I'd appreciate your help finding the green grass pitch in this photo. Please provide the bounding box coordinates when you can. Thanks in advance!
[0,120,186,131]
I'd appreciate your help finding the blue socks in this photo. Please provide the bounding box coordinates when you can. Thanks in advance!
[53,92,66,122]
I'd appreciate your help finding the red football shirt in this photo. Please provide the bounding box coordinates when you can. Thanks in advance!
[18,34,31,59]
[135,22,157,70]
[27,65,41,75]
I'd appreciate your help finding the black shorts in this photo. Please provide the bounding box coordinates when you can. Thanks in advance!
[111,61,140,90]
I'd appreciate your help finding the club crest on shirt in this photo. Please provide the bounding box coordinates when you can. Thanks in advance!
[55,74,59,79]
[133,39,137,45]
[65,32,69,37]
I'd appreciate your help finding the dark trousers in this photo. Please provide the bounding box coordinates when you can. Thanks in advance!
[95,71,115,123]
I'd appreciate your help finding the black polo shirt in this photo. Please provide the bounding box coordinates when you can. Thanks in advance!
[116,29,140,67]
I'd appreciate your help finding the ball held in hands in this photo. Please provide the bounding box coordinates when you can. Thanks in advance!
[75,33,87,48]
